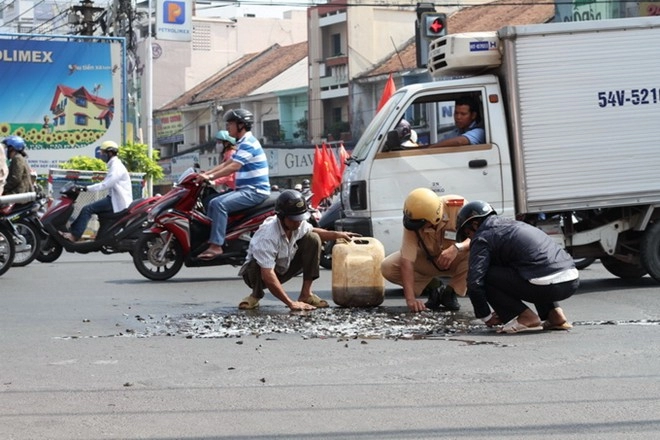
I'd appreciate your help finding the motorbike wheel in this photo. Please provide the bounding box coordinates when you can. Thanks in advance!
[36,235,63,263]
[0,228,16,276]
[133,233,184,281]
[12,220,41,267]
[573,257,596,270]
[320,240,334,270]
[600,255,647,279]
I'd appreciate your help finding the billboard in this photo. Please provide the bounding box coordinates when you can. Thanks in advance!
[156,0,193,42]
[0,35,125,174]
[555,0,619,22]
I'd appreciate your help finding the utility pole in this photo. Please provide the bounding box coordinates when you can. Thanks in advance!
[71,0,104,36]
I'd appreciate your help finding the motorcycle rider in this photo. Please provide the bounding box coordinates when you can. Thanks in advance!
[196,109,271,260]
[300,179,312,198]
[2,135,32,195]
[237,189,359,310]
[212,130,237,189]
[61,141,132,241]
[0,137,8,195]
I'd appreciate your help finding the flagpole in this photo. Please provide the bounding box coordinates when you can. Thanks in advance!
[146,0,154,196]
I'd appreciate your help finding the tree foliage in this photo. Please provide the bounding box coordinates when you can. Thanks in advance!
[59,155,107,171]
[59,142,163,181]
[119,142,163,181]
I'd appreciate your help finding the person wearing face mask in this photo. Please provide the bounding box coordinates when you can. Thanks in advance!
[236,189,359,311]
[60,140,132,242]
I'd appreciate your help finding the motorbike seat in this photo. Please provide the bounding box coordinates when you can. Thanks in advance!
[97,198,150,222]
[229,193,278,217]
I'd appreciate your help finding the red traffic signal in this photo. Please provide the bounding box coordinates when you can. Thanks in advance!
[421,12,447,39]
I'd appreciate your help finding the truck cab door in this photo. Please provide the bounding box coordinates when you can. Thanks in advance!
[367,89,506,254]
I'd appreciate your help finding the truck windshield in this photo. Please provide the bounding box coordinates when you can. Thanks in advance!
[350,91,405,162]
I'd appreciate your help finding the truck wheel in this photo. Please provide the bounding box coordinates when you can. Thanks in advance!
[132,233,184,281]
[640,221,660,282]
[600,255,647,279]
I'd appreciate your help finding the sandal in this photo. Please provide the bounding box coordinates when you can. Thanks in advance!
[59,231,78,242]
[497,317,543,334]
[238,295,260,310]
[543,321,573,331]
[301,293,329,308]
[198,247,223,260]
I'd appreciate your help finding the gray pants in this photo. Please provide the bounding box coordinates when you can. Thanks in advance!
[241,231,321,299]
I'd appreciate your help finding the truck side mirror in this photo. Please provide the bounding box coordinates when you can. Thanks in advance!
[385,130,401,151]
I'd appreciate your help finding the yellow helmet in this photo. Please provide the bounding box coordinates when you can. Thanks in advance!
[403,188,442,230]
[100,140,119,153]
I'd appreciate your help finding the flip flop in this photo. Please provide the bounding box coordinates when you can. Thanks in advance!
[198,248,223,260]
[59,231,78,242]
[497,318,543,334]
[543,321,573,331]
[301,293,329,308]
[238,295,260,310]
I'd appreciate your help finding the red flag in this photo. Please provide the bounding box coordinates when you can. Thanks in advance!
[376,73,396,113]
[311,145,326,208]
[338,142,350,177]
[323,144,339,198]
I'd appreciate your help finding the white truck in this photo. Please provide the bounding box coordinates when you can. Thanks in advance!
[335,16,660,282]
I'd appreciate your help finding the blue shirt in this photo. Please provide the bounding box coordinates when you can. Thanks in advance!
[443,121,485,145]
[232,132,271,195]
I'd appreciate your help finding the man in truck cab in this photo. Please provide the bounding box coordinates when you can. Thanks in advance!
[435,96,485,147]
[380,188,471,313]
[456,201,578,333]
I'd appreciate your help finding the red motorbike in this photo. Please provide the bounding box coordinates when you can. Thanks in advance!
[132,170,278,281]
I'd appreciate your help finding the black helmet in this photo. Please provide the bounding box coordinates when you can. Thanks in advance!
[456,200,496,241]
[275,189,310,221]
[223,108,253,131]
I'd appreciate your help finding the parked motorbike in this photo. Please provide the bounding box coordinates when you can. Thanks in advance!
[38,182,160,262]
[132,170,278,281]
[0,192,37,276]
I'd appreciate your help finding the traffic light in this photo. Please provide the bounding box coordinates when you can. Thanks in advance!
[421,12,447,39]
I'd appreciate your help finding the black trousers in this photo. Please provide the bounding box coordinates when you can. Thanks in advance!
[485,266,579,323]
[241,232,321,299]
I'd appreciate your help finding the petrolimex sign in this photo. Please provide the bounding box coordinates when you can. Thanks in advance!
[156,0,192,42]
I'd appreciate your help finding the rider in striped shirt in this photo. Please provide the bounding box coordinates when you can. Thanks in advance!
[197,109,270,260]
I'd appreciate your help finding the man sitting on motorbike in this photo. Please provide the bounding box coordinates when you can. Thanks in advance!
[196,109,271,260]
[237,190,359,310]
[61,141,133,241]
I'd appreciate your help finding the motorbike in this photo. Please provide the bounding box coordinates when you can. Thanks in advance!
[1,192,48,266]
[316,197,342,270]
[0,192,37,276]
[132,169,278,281]
[38,182,160,262]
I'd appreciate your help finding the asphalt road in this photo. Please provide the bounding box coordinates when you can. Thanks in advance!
[1,253,659,439]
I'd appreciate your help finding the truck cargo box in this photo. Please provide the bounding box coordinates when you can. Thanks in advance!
[498,17,660,213]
